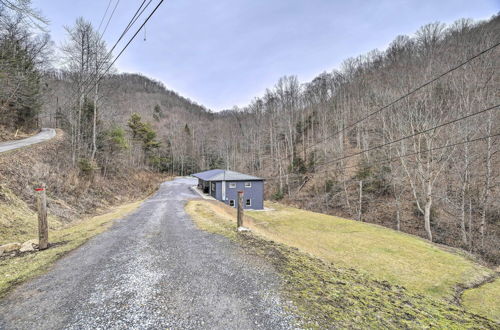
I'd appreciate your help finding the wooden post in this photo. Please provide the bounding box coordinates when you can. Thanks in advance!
[358,180,363,221]
[36,183,48,250]
[237,191,244,229]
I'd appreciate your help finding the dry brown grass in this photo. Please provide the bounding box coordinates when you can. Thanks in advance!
[0,125,38,142]
[0,131,164,222]
[0,200,143,297]
[0,129,166,296]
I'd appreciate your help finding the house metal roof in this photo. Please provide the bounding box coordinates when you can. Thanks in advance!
[192,169,263,181]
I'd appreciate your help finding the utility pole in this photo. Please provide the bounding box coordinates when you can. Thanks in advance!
[36,183,48,250]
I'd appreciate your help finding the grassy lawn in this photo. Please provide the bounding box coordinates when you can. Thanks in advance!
[0,200,143,297]
[185,200,497,328]
[462,277,500,322]
[245,202,492,300]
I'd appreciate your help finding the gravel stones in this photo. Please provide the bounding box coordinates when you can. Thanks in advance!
[0,178,296,329]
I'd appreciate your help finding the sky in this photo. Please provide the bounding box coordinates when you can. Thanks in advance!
[32,0,499,111]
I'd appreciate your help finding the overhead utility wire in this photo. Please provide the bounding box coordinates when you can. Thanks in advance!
[123,0,153,36]
[83,0,165,93]
[58,0,159,114]
[76,0,154,96]
[265,41,500,166]
[265,131,500,180]
[100,0,121,38]
[96,0,113,33]
[312,103,500,170]
[55,0,149,112]
[304,41,500,152]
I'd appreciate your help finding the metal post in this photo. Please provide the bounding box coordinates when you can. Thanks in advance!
[237,191,244,229]
[36,183,48,250]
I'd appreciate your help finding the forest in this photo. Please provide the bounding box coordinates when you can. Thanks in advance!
[1,0,498,264]
[205,17,500,263]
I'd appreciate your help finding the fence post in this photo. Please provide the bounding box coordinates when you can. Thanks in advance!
[36,183,48,250]
[237,191,244,229]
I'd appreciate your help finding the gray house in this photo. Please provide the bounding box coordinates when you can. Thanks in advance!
[192,169,265,210]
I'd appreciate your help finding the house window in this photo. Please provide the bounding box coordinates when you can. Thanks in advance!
[245,182,252,188]
[229,182,236,188]
[211,183,215,191]
[246,199,251,207]
[229,200,235,207]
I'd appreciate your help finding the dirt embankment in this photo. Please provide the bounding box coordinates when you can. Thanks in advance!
[0,125,39,142]
[0,130,165,241]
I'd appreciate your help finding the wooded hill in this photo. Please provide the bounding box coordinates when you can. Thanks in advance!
[47,15,499,264]
[2,1,498,265]
[40,71,215,175]
[204,16,500,264]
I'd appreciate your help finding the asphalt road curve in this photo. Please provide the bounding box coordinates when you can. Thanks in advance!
[0,128,56,153]
[0,178,295,329]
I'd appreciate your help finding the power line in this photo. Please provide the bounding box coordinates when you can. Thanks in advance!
[313,103,500,171]
[265,131,500,181]
[305,41,500,152]
[123,0,153,36]
[43,0,163,136]
[100,0,121,39]
[84,0,164,93]
[57,0,161,115]
[265,40,500,166]
[77,0,155,96]
[96,0,113,34]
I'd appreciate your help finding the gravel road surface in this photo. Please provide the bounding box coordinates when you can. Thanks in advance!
[0,177,295,329]
[0,128,56,153]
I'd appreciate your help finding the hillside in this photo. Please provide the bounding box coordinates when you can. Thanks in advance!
[33,15,500,266]
[0,130,161,240]
[205,15,500,264]
[41,72,211,127]
[37,15,500,266]
[186,199,499,327]
[0,125,168,296]
[40,72,212,139]
[0,1,498,327]
[39,72,218,175]
[90,15,498,265]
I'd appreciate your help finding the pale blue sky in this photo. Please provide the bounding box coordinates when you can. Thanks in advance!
[33,0,499,110]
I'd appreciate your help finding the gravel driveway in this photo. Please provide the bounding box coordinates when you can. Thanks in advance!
[0,178,295,329]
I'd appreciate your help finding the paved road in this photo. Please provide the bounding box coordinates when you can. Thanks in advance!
[0,128,56,153]
[0,178,295,329]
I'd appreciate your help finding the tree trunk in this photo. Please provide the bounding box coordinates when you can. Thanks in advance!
[91,82,98,161]
[460,142,469,245]
[480,113,492,247]
[358,180,363,221]
[424,179,433,242]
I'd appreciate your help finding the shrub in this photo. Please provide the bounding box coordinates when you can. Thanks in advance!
[273,190,285,200]
[324,179,337,193]
[289,156,307,174]
[108,127,128,150]
[78,158,97,175]
[355,161,392,196]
